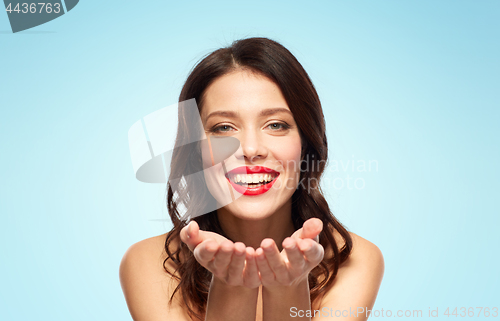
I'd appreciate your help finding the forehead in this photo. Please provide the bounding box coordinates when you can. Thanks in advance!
[200,70,290,119]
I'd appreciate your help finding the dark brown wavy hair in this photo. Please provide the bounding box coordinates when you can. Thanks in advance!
[163,37,352,320]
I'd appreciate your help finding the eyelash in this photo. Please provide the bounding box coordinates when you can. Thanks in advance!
[209,122,291,134]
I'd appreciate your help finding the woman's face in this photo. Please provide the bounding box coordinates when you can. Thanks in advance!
[200,69,302,220]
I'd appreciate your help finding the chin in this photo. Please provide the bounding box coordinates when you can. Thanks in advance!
[224,201,277,221]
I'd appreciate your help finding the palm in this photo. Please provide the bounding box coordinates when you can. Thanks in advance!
[180,222,228,252]
[274,217,323,262]
[254,218,324,288]
[180,221,261,288]
[180,218,324,289]
[198,230,229,246]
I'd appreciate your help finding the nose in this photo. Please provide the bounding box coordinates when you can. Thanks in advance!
[234,130,268,164]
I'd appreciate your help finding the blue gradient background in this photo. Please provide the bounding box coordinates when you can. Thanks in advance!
[1,1,498,320]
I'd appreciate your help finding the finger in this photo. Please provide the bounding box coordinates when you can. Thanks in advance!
[261,238,288,283]
[179,224,190,248]
[227,242,246,285]
[180,221,203,251]
[193,238,219,266]
[212,240,234,271]
[297,238,324,266]
[255,247,275,285]
[300,218,323,240]
[243,247,260,288]
[289,218,323,241]
[282,237,306,271]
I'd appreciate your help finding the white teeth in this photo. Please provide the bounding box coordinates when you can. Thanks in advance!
[229,173,277,184]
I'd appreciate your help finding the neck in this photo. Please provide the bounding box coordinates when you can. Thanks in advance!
[216,200,296,250]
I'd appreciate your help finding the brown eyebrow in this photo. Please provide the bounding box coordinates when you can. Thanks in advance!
[205,107,292,122]
[259,107,293,117]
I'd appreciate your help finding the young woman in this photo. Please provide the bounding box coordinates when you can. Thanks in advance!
[120,37,384,321]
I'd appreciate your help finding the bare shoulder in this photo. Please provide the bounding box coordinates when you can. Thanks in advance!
[328,228,384,272]
[317,230,384,318]
[119,232,191,321]
[348,231,385,272]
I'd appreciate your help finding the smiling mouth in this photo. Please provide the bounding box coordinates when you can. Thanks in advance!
[223,166,280,196]
[226,173,279,188]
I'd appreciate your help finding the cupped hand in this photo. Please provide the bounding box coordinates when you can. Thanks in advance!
[180,221,261,288]
[254,218,325,289]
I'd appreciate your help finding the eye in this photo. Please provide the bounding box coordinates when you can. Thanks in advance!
[209,124,235,134]
[266,122,290,131]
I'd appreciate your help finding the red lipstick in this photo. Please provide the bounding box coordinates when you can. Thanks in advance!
[225,166,280,196]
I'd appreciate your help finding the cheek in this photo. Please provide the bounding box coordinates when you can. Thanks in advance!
[272,136,302,172]
[201,141,213,168]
